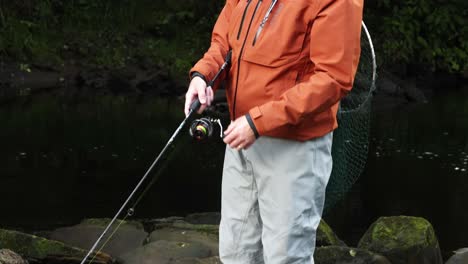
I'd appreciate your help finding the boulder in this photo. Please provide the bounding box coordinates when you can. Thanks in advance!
[446,248,468,264]
[149,227,218,256]
[316,219,346,247]
[314,246,392,264]
[163,256,221,264]
[401,81,427,103]
[184,212,221,225]
[147,218,342,256]
[50,218,147,258]
[197,256,221,264]
[358,216,443,264]
[0,249,28,264]
[153,221,219,236]
[117,240,211,264]
[0,229,111,263]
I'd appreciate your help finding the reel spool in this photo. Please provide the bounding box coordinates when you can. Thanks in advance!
[189,117,224,141]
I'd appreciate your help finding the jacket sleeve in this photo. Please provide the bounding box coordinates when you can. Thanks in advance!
[189,0,236,88]
[249,0,363,135]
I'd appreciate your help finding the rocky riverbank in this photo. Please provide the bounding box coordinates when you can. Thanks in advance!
[0,61,188,106]
[0,213,465,264]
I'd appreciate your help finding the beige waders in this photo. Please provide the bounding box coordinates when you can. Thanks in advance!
[219,133,333,264]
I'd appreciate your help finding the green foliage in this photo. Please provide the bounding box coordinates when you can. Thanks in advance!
[365,0,467,74]
[0,0,221,77]
[0,0,465,76]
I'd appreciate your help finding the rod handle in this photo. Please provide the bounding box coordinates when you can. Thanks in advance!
[190,99,201,112]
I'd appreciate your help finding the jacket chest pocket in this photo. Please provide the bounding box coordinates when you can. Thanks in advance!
[242,2,309,67]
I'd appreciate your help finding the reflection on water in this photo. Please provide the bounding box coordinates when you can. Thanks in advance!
[0,89,467,252]
[0,94,226,231]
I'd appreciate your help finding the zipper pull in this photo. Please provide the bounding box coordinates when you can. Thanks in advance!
[252,0,278,46]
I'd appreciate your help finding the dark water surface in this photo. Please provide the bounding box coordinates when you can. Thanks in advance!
[327,88,468,252]
[0,89,467,252]
[0,95,226,229]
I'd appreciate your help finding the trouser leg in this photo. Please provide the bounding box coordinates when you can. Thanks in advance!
[247,133,333,264]
[219,146,264,264]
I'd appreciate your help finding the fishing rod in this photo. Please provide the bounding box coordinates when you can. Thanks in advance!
[80,50,232,264]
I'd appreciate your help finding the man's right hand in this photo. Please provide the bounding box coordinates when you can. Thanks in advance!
[184,76,214,116]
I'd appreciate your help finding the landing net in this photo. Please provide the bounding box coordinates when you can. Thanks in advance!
[324,21,377,212]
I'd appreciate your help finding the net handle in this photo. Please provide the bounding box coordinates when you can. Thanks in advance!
[361,21,377,93]
[338,21,377,115]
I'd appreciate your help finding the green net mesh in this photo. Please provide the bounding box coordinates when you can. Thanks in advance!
[324,22,377,212]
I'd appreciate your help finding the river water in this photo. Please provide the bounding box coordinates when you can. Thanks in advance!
[0,88,467,252]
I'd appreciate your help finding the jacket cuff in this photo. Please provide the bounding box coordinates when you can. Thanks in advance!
[245,113,260,139]
[248,107,267,137]
[190,71,207,83]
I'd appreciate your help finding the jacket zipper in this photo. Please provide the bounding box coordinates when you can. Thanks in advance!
[252,0,278,46]
[237,0,252,40]
[232,0,262,120]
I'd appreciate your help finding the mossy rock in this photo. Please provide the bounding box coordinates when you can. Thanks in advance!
[314,246,392,264]
[0,229,111,263]
[117,240,211,264]
[358,216,443,264]
[317,219,346,247]
[50,218,147,258]
[81,218,144,231]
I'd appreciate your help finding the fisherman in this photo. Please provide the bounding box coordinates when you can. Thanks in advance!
[184,0,363,263]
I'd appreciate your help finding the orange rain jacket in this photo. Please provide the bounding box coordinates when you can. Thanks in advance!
[190,0,364,141]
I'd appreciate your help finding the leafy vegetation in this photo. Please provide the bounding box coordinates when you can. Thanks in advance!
[364,0,467,74]
[0,0,466,77]
[0,0,222,77]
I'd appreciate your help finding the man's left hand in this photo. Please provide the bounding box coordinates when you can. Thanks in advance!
[223,116,256,150]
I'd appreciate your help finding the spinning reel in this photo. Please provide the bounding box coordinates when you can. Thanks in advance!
[189,117,224,141]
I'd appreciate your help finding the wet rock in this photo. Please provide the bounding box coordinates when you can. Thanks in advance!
[149,227,218,256]
[377,75,400,95]
[136,69,185,96]
[0,249,28,264]
[170,256,221,264]
[197,256,221,264]
[314,246,392,264]
[0,229,111,263]
[11,70,62,92]
[153,221,219,236]
[81,218,144,230]
[402,81,427,103]
[50,218,147,258]
[184,212,221,225]
[108,73,134,94]
[117,240,211,264]
[147,217,185,226]
[358,216,443,264]
[446,248,468,264]
[373,72,430,112]
[316,219,346,247]
[76,70,108,90]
